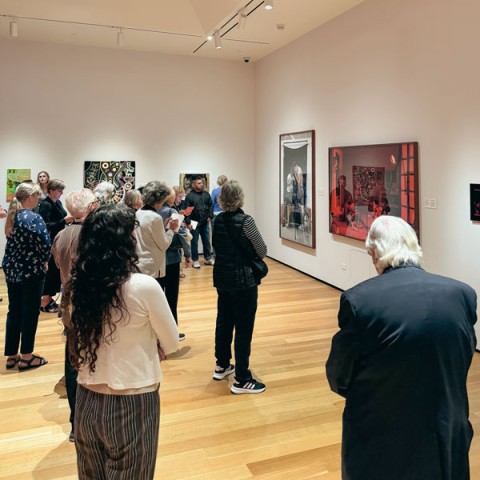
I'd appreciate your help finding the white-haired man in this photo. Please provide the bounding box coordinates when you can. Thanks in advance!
[326,216,477,480]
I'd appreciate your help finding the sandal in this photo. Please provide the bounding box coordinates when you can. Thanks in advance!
[40,301,59,313]
[6,355,20,369]
[18,355,48,371]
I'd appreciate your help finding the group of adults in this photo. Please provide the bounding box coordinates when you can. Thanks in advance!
[1,169,478,480]
[2,173,268,479]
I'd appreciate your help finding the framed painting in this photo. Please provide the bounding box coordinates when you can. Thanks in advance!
[470,184,480,221]
[6,169,32,201]
[179,173,210,195]
[83,161,135,202]
[329,142,419,241]
[279,130,316,248]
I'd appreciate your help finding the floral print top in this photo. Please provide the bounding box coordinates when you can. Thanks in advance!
[2,209,52,283]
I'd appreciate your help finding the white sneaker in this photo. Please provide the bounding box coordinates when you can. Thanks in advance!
[192,261,201,269]
[204,258,215,266]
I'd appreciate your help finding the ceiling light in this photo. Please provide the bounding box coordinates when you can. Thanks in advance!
[207,34,213,41]
[237,8,247,29]
[214,31,222,49]
[264,0,273,10]
[117,28,125,47]
[10,18,18,37]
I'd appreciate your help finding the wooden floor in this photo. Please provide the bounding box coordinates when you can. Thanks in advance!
[0,259,479,479]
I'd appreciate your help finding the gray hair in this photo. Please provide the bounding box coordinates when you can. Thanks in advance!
[366,216,423,271]
[218,180,244,212]
[47,179,66,193]
[142,181,172,208]
[93,181,116,204]
[217,175,228,186]
[123,189,143,210]
[65,189,96,219]
[5,182,42,236]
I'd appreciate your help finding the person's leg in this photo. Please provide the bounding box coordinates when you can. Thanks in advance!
[103,391,160,480]
[4,281,22,358]
[199,223,212,260]
[163,262,180,324]
[65,337,77,436]
[214,289,235,368]
[75,385,107,480]
[190,228,200,262]
[232,287,258,382]
[19,277,45,355]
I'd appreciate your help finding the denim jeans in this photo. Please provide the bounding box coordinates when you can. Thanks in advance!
[190,222,212,261]
[4,276,45,355]
[215,286,258,382]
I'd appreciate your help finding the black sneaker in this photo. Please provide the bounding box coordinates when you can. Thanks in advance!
[231,378,266,394]
[179,333,186,342]
[68,430,75,442]
[213,364,235,381]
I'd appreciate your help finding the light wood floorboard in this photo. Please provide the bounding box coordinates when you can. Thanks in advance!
[0,259,479,479]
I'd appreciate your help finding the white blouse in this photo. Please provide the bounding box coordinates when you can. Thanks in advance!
[78,273,179,390]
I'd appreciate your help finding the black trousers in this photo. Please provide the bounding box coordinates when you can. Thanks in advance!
[215,286,258,382]
[4,276,44,355]
[65,338,78,428]
[158,262,180,324]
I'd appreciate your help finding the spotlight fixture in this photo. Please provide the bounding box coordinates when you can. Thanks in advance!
[9,17,18,37]
[117,28,125,47]
[214,31,222,49]
[237,8,247,29]
[207,34,213,41]
[264,0,273,10]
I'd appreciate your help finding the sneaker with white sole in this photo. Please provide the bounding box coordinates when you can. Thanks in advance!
[231,378,266,394]
[179,333,186,341]
[192,261,201,269]
[204,258,215,266]
[213,364,235,381]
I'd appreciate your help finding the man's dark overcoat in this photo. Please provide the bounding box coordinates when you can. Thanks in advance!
[326,265,477,480]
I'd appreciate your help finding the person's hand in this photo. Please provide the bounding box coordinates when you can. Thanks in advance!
[157,343,166,362]
[44,261,49,272]
[165,218,179,232]
[185,257,192,268]
[64,215,74,224]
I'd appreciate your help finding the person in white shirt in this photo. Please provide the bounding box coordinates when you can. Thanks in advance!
[67,203,179,480]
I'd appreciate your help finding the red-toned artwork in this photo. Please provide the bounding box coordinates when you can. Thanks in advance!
[329,142,419,241]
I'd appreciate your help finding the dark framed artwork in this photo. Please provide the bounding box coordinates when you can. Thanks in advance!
[83,161,135,202]
[179,173,210,195]
[329,142,419,241]
[470,184,480,221]
[279,130,316,248]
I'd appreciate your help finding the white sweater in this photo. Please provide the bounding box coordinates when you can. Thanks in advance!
[78,273,179,389]
[135,208,174,278]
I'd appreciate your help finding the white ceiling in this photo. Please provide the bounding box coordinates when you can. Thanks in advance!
[0,0,365,62]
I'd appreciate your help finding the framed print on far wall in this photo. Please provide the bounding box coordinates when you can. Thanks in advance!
[471,183,480,221]
[279,130,315,248]
[329,142,419,241]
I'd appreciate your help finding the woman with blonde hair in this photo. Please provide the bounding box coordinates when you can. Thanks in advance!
[3,182,51,370]
[36,171,50,201]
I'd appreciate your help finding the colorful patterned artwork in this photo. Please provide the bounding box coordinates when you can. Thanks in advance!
[83,161,135,202]
[6,169,32,201]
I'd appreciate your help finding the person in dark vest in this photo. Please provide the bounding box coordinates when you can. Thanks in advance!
[326,215,477,480]
[212,180,267,394]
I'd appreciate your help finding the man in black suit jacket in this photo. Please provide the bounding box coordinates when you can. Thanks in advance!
[326,216,477,480]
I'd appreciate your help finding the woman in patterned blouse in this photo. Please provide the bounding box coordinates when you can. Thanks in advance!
[3,182,52,370]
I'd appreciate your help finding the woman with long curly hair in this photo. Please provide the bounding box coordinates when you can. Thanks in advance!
[67,203,178,480]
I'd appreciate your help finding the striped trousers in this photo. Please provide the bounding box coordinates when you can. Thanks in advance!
[75,385,160,480]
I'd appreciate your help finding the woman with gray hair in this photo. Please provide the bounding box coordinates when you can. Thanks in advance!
[212,180,267,394]
[134,181,179,287]
[93,181,116,205]
[3,182,52,370]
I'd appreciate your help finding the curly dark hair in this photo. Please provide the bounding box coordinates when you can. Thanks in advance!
[67,203,139,373]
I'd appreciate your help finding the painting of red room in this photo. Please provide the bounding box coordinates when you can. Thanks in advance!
[329,142,419,241]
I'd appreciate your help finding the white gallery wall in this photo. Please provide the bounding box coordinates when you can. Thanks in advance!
[0,39,256,256]
[255,0,480,313]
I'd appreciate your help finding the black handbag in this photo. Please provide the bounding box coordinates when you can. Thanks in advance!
[224,215,268,283]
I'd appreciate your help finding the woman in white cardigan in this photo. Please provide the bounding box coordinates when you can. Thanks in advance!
[67,203,178,480]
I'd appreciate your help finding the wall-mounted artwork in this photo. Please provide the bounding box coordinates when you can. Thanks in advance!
[470,184,480,221]
[83,161,135,202]
[279,130,316,248]
[329,142,419,241]
[6,169,32,201]
[179,173,210,195]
